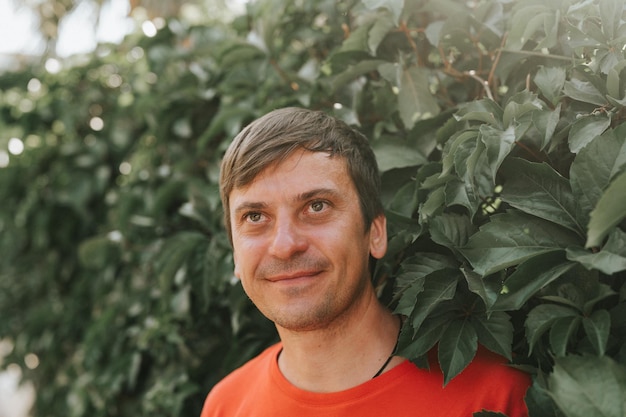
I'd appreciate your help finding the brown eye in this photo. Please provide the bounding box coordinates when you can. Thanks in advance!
[246,212,263,222]
[310,201,325,212]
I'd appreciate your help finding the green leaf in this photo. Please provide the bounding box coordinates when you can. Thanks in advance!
[598,50,624,77]
[524,375,562,417]
[567,229,626,275]
[583,310,611,356]
[532,104,561,150]
[549,316,581,357]
[505,5,549,50]
[429,213,476,251]
[526,304,579,353]
[461,211,581,276]
[599,0,624,40]
[583,283,617,315]
[171,285,191,317]
[398,66,440,129]
[534,66,566,105]
[368,14,396,54]
[394,254,458,316]
[362,0,405,24]
[500,158,583,236]
[438,318,478,385]
[417,161,448,190]
[410,269,459,331]
[394,273,426,316]
[502,91,543,129]
[372,139,428,172]
[471,312,513,360]
[450,136,493,216]
[388,180,418,217]
[78,236,121,269]
[444,179,475,216]
[493,251,576,311]
[386,227,420,258]
[424,20,445,46]
[472,1,505,38]
[460,138,491,191]
[397,313,450,360]
[331,59,386,92]
[568,114,611,154]
[462,268,502,310]
[587,170,626,248]
[396,253,459,285]
[522,11,551,49]
[570,129,626,224]
[535,9,560,50]
[606,60,626,99]
[565,17,605,47]
[455,99,503,127]
[563,78,607,106]
[217,41,266,67]
[337,22,372,53]
[548,355,626,417]
[419,187,445,223]
[197,106,252,150]
[606,94,626,107]
[480,124,516,184]
[441,129,479,177]
[155,232,208,292]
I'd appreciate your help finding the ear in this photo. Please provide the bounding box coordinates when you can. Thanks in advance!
[368,214,387,260]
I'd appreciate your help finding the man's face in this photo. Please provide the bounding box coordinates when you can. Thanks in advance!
[228,149,387,332]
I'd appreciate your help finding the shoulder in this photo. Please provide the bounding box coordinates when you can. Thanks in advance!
[200,343,281,416]
[208,343,280,393]
[428,346,530,394]
[441,347,531,416]
[459,347,531,385]
[395,347,530,417]
[389,346,530,395]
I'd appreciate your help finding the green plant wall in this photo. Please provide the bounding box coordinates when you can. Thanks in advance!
[0,0,625,416]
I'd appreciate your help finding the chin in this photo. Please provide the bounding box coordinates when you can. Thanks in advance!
[270,307,336,332]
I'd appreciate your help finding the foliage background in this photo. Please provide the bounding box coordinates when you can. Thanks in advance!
[0,0,625,416]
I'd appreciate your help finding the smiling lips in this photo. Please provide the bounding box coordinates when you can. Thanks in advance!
[265,270,322,282]
[258,256,330,283]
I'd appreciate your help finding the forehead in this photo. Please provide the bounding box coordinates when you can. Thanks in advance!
[229,150,354,205]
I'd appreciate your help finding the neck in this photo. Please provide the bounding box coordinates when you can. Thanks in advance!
[275,291,402,392]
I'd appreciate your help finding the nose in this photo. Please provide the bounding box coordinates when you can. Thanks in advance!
[268,217,308,259]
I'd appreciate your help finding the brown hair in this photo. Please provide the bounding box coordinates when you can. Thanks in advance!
[219,107,384,243]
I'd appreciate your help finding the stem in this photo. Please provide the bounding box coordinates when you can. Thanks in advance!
[465,70,494,101]
[488,33,508,88]
[269,58,298,90]
[514,140,545,163]
[498,49,575,61]
[398,21,421,65]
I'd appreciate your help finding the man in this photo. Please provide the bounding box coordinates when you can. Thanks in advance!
[202,107,530,416]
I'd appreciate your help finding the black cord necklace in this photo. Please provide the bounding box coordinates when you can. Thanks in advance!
[371,350,396,378]
[372,317,402,379]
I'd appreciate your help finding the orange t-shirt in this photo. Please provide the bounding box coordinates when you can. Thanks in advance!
[201,343,530,417]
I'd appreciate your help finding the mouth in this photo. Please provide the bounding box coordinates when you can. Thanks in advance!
[265,270,322,283]
[259,257,330,285]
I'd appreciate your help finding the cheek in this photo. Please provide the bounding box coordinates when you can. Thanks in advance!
[232,245,244,279]
[231,240,260,280]
[233,259,241,279]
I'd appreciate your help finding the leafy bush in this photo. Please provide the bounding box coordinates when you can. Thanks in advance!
[0,0,624,416]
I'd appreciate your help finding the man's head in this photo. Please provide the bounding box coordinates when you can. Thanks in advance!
[219,107,384,243]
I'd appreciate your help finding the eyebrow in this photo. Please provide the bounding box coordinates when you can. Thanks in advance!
[233,201,267,217]
[232,187,342,216]
[297,187,341,202]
